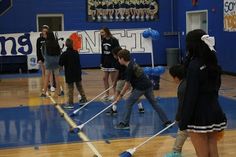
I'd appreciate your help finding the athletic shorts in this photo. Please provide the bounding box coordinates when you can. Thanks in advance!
[116,80,126,92]
[45,68,60,76]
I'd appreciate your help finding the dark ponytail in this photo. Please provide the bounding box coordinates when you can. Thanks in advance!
[46,31,61,56]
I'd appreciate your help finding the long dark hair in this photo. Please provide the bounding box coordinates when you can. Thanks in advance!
[46,31,60,56]
[101,27,112,38]
[186,29,221,76]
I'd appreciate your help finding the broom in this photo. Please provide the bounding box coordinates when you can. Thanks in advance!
[73,90,131,133]
[69,85,114,117]
[73,101,118,133]
[119,121,176,157]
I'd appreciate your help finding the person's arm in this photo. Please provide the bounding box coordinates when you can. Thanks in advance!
[175,80,186,122]
[115,63,132,102]
[100,43,104,67]
[59,53,65,67]
[113,37,120,48]
[178,61,199,130]
[36,38,42,63]
[113,61,120,87]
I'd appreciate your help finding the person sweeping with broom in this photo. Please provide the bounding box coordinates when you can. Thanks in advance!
[113,49,171,129]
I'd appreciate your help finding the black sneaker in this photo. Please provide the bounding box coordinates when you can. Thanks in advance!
[47,84,51,90]
[63,104,74,109]
[59,91,64,96]
[164,121,172,127]
[115,122,130,129]
[40,93,46,97]
[79,98,88,104]
[57,91,65,97]
[138,108,145,113]
[106,108,118,116]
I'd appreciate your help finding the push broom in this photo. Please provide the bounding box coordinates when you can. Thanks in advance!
[119,121,176,157]
[73,90,131,133]
[73,101,118,133]
[69,85,114,117]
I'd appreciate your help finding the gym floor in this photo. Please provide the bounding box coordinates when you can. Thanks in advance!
[0,69,235,157]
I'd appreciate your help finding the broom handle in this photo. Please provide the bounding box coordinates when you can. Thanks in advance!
[81,101,117,127]
[135,121,176,150]
[73,85,114,114]
[79,90,131,128]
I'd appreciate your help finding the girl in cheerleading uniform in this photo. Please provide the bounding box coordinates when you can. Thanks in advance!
[179,29,227,157]
[100,27,120,101]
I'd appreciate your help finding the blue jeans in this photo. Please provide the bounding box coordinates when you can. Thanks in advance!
[122,87,169,124]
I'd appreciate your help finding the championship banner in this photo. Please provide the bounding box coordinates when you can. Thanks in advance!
[0,28,153,69]
[87,0,159,22]
[224,0,236,31]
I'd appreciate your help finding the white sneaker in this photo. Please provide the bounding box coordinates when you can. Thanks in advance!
[50,86,55,92]
[103,16,107,20]
[97,15,101,21]
[100,95,109,101]
[78,94,81,101]
[109,95,114,101]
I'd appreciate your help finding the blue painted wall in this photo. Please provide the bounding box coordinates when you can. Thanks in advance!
[0,0,179,68]
[1,0,235,72]
[176,1,236,73]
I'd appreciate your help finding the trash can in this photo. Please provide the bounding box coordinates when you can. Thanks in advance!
[166,48,180,67]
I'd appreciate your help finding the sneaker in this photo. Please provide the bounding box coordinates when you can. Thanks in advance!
[100,95,110,102]
[164,121,172,127]
[50,86,55,92]
[108,95,114,101]
[40,93,46,97]
[78,94,81,100]
[164,151,182,157]
[60,91,64,96]
[63,104,74,109]
[47,84,51,90]
[115,122,130,129]
[57,91,64,97]
[79,98,88,104]
[138,108,145,113]
[106,108,118,116]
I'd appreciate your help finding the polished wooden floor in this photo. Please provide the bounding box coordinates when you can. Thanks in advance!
[0,69,236,157]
